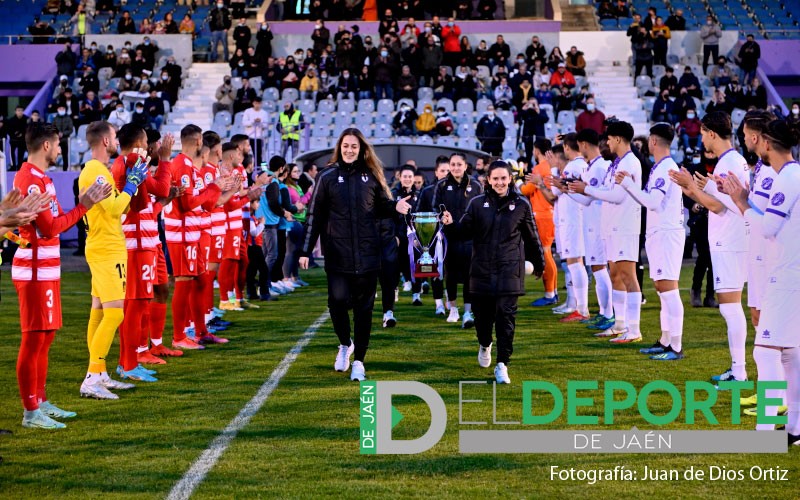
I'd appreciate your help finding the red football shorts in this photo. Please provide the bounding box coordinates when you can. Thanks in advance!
[210,234,224,264]
[222,230,242,260]
[15,280,62,333]
[155,245,168,285]
[167,242,200,277]
[126,249,157,299]
[198,231,210,274]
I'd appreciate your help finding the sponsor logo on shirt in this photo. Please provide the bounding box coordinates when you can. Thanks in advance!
[180,174,191,187]
[204,173,214,185]
[27,184,41,195]
[654,178,665,189]
[96,175,106,185]
[589,178,598,186]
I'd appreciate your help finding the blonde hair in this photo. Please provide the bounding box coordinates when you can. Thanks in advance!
[330,127,392,198]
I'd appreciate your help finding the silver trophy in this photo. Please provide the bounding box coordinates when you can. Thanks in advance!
[410,212,442,278]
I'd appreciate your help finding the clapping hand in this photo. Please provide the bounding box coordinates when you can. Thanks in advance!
[395,195,412,215]
[615,170,631,185]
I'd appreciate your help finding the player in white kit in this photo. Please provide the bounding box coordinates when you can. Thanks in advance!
[723,118,800,440]
[554,133,590,323]
[616,123,686,360]
[668,111,750,385]
[567,129,614,331]
[570,121,643,343]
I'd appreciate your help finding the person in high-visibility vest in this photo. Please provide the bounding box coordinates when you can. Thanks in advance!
[277,101,304,161]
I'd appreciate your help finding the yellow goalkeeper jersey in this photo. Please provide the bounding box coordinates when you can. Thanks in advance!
[78,159,132,263]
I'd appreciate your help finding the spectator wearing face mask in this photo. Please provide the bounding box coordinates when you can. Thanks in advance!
[107,101,131,130]
[659,66,678,97]
[300,69,320,101]
[51,105,74,170]
[131,102,150,128]
[311,19,330,56]
[209,2,232,62]
[549,63,576,90]
[396,65,418,103]
[441,17,461,68]
[493,76,513,110]
[677,109,701,151]
[705,89,732,115]
[575,97,606,134]
[678,67,702,98]
[709,57,735,88]
[392,103,418,136]
[416,104,436,136]
[672,88,697,121]
[373,49,397,100]
[143,89,165,130]
[435,107,454,136]
[651,90,676,123]
[476,105,506,155]
[214,76,234,115]
[699,15,722,75]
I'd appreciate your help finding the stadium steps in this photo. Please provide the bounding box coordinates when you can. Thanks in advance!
[587,61,649,136]
[560,1,600,31]
[165,63,229,145]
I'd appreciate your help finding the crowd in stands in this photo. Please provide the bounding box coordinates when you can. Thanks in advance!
[2,37,183,170]
[272,0,503,22]
[213,14,607,159]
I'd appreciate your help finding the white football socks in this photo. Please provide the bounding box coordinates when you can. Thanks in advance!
[626,292,642,337]
[661,289,684,352]
[568,262,589,316]
[612,290,627,331]
[720,302,748,381]
[593,268,613,318]
[753,346,784,431]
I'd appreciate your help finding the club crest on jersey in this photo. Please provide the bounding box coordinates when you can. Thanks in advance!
[654,178,665,189]
[194,178,203,190]
[467,186,472,192]
[180,174,191,187]
[338,176,344,183]
[589,178,598,186]
[361,174,368,183]
[27,185,41,195]
[509,204,515,211]
[483,201,489,207]
[762,177,773,190]
[95,175,106,185]
[771,192,785,206]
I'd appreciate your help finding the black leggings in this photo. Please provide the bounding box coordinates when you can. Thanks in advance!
[271,229,287,282]
[472,295,519,364]
[445,246,472,304]
[246,244,270,299]
[327,271,379,362]
[379,255,399,313]
[691,230,714,297]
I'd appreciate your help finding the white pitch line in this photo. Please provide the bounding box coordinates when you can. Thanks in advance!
[166,311,330,500]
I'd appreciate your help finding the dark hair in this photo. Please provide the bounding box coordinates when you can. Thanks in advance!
[742,109,776,134]
[533,138,552,154]
[550,143,566,159]
[117,123,146,150]
[230,133,249,147]
[399,164,416,175]
[86,121,114,148]
[606,120,635,142]
[435,155,450,166]
[203,130,222,149]
[449,152,468,163]
[221,142,238,153]
[25,122,59,152]
[330,127,391,197]
[561,132,579,152]
[303,163,317,172]
[145,127,161,144]
[269,155,287,172]
[649,122,675,144]
[181,124,202,142]
[575,129,599,146]
[285,163,299,187]
[487,160,512,176]
[763,119,800,152]
[700,111,732,139]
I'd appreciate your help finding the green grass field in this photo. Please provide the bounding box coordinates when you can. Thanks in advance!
[0,263,796,499]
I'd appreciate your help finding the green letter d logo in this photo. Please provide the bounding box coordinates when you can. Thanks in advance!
[361,381,447,454]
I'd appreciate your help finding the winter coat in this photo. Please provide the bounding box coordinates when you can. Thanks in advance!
[455,188,544,296]
[432,173,483,246]
[302,161,398,274]
[416,105,436,133]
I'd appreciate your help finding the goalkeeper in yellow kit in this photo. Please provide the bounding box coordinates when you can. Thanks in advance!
[78,121,150,400]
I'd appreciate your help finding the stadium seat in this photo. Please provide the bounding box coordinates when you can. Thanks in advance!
[544,122,557,140]
[311,124,331,137]
[557,111,576,131]
[374,123,393,138]
[338,99,355,113]
[437,98,454,114]
[437,136,457,147]
[540,103,555,123]
[731,108,747,128]
[281,88,299,102]
[264,87,280,102]
[77,124,88,142]
[418,87,434,101]
[457,122,474,137]
[417,135,434,145]
[315,112,333,126]
[317,99,336,114]
[249,77,262,90]
[234,112,245,126]
[476,98,492,115]
[355,111,373,127]
[335,111,353,126]
[454,110,472,124]
[377,99,395,114]
[396,136,413,144]
[214,111,232,126]
[309,136,329,150]
[298,99,315,115]
[456,98,475,114]
[499,110,515,128]
[357,99,375,113]
[375,112,392,125]
[457,137,476,149]
[416,99,434,115]
[396,98,414,111]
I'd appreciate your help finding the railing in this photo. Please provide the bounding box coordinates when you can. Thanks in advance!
[0,34,68,45]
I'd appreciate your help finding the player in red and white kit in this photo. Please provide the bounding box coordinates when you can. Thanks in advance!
[165,125,235,349]
[111,124,173,373]
[230,134,256,308]
[218,142,250,310]
[14,123,111,429]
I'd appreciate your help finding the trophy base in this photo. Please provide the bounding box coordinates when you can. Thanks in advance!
[414,263,440,279]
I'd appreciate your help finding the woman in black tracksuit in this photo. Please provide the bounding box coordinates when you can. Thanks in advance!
[300,128,412,382]
[432,153,483,328]
[378,165,419,328]
[444,160,545,384]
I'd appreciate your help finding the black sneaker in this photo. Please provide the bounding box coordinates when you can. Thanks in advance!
[639,341,667,355]
[704,296,719,308]
[690,289,702,307]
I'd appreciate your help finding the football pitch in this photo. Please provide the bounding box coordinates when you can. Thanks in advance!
[0,264,795,498]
